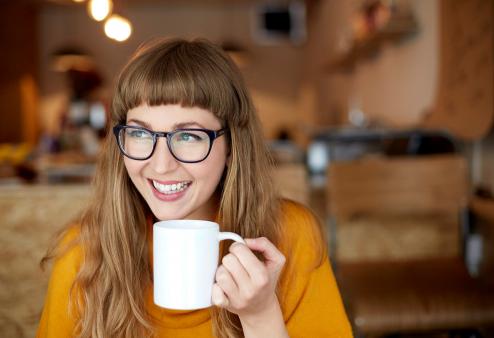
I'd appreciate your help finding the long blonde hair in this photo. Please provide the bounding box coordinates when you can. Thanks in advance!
[43,38,282,337]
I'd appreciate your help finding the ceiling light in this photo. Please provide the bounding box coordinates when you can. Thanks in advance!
[88,0,112,22]
[104,14,132,42]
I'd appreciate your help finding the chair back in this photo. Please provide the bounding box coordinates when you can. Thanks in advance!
[328,155,469,262]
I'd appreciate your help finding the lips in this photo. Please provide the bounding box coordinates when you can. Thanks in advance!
[148,179,192,202]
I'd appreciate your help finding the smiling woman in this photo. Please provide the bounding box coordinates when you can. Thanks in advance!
[36,38,352,338]
[121,104,228,220]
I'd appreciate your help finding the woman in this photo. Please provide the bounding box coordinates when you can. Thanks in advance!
[37,38,352,338]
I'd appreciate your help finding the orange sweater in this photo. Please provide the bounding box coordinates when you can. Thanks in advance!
[37,200,353,337]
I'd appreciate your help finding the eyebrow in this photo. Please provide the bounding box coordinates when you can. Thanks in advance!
[126,118,206,130]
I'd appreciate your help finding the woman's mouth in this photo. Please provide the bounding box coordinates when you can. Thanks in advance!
[149,179,192,201]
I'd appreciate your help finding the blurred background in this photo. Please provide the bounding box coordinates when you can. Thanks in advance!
[0,0,493,337]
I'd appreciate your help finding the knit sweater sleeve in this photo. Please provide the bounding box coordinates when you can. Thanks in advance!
[36,226,82,338]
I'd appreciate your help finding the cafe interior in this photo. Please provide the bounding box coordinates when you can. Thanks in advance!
[1,0,493,337]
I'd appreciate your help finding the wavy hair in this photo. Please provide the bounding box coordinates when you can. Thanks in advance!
[43,38,283,337]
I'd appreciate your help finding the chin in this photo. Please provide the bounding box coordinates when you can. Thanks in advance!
[152,209,185,221]
[153,215,176,222]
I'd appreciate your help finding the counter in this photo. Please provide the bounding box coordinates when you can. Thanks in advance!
[0,184,91,338]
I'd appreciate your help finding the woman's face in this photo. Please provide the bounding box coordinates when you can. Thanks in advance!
[123,104,228,221]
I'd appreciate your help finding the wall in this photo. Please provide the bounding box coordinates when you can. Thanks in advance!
[0,4,39,144]
[424,0,493,140]
[300,0,494,193]
[301,0,439,129]
[38,3,304,139]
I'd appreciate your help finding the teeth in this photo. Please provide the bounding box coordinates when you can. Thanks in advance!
[152,180,190,194]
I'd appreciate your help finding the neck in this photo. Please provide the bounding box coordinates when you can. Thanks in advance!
[199,192,221,221]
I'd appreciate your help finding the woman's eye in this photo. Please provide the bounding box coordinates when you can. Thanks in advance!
[128,129,149,138]
[178,132,202,142]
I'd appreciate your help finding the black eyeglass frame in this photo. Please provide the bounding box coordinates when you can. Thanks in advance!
[113,124,228,163]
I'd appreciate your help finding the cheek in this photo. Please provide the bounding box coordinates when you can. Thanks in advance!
[189,147,227,183]
[190,160,226,182]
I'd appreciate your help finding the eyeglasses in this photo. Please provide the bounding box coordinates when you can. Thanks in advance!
[113,124,227,163]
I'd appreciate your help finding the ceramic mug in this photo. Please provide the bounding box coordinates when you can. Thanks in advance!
[153,219,245,310]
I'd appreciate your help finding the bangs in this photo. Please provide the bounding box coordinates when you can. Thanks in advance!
[113,39,245,125]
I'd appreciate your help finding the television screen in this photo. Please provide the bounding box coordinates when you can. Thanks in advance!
[264,10,292,33]
[252,1,306,45]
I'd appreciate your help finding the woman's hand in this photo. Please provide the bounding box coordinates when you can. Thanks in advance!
[212,237,286,319]
[212,237,289,337]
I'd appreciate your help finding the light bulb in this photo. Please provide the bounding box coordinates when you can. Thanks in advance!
[104,15,132,42]
[88,0,112,22]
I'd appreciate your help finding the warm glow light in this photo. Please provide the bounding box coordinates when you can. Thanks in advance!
[104,15,132,42]
[88,0,112,22]
[72,0,85,3]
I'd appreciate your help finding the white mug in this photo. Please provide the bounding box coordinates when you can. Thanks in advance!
[153,219,245,310]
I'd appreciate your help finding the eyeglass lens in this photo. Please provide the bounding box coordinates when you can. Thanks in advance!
[119,127,211,161]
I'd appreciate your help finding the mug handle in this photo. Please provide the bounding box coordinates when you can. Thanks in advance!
[218,232,245,244]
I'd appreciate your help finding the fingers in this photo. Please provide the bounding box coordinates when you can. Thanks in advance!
[211,283,229,307]
[228,238,285,288]
[228,242,265,279]
[222,252,251,286]
[215,264,238,297]
[244,237,286,271]
[213,238,286,315]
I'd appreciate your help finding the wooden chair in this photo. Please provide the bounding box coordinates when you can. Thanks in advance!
[327,154,494,336]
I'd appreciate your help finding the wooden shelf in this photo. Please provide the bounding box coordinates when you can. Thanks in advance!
[327,14,419,73]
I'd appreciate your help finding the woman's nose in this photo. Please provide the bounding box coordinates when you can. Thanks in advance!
[148,137,179,174]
